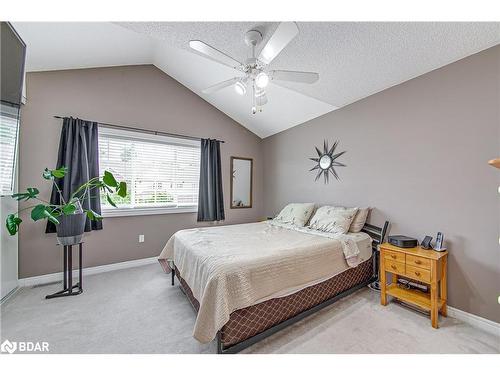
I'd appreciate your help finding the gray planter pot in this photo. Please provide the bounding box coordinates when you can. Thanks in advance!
[56,201,86,246]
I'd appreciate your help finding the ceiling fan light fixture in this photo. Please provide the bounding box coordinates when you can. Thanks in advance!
[256,93,268,106]
[234,80,247,95]
[255,72,269,89]
[254,87,265,97]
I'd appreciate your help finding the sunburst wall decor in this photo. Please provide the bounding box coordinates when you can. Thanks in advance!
[309,140,346,183]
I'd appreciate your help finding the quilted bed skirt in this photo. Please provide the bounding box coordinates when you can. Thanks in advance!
[175,257,373,348]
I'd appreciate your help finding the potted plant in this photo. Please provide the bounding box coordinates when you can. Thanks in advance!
[5,166,127,245]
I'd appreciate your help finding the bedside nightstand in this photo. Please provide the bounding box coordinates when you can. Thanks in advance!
[379,242,448,328]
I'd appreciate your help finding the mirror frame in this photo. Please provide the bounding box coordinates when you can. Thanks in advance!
[230,156,253,209]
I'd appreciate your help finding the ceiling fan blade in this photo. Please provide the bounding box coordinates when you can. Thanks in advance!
[189,40,242,69]
[258,22,299,65]
[201,77,240,94]
[270,70,319,84]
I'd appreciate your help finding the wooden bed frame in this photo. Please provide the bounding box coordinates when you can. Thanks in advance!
[172,220,389,354]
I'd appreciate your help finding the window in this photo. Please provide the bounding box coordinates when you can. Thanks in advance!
[98,127,200,216]
[0,103,20,196]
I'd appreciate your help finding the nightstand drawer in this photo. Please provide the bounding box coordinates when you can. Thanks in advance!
[406,265,431,283]
[384,250,405,263]
[406,255,431,269]
[385,259,405,275]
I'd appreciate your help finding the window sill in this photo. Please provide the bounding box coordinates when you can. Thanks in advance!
[101,206,198,218]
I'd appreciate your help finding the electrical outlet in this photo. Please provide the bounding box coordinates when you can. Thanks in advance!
[139,235,145,243]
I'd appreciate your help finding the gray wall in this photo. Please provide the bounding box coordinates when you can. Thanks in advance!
[18,65,263,278]
[263,46,500,323]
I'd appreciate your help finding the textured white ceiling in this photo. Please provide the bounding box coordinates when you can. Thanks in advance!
[120,22,500,107]
[13,22,500,138]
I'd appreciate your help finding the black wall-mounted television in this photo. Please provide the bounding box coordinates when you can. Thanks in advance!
[1,22,27,106]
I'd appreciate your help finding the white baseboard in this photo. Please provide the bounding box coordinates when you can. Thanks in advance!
[448,306,500,336]
[0,286,20,305]
[18,256,158,288]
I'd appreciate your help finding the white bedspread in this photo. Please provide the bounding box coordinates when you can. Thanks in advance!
[158,221,371,343]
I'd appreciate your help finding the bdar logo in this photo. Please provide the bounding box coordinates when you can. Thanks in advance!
[1,339,17,354]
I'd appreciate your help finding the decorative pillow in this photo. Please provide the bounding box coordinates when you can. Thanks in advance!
[308,206,358,234]
[349,207,371,233]
[273,203,315,227]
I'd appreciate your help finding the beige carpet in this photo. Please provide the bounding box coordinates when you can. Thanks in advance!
[1,263,498,354]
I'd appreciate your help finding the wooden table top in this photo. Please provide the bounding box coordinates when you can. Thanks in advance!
[380,242,448,260]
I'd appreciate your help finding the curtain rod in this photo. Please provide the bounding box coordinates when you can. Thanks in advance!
[53,116,225,143]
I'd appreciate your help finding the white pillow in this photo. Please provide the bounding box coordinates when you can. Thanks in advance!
[308,206,358,234]
[349,207,371,232]
[274,203,315,227]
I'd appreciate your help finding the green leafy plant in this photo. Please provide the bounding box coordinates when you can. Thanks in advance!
[5,167,127,236]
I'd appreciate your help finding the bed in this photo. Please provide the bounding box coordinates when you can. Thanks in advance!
[158,219,388,354]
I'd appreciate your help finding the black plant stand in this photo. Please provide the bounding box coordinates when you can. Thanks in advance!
[46,242,83,299]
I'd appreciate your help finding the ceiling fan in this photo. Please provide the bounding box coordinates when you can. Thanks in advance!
[189,22,319,114]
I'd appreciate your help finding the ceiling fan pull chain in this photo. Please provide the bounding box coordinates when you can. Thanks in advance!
[252,84,257,115]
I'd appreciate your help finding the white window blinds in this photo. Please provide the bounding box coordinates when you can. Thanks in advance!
[0,103,20,196]
[98,126,200,215]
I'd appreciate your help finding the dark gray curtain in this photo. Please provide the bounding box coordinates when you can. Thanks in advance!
[46,117,102,233]
[197,138,225,222]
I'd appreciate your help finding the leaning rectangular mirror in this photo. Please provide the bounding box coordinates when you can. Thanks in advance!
[230,157,253,209]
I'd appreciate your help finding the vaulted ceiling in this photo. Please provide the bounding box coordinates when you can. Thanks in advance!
[13,22,500,138]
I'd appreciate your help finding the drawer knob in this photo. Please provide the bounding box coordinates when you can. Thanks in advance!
[415,260,422,264]
[391,255,396,259]
[391,265,397,270]
[415,271,421,276]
